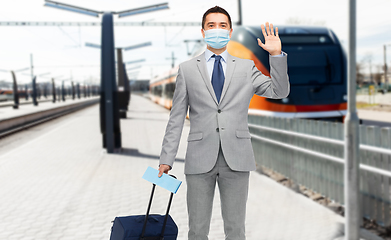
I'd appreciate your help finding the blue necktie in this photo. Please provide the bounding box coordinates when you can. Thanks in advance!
[211,55,224,103]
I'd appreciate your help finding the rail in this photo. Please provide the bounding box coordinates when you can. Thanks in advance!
[248,115,391,227]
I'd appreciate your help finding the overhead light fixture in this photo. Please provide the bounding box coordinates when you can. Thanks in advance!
[123,42,152,51]
[85,42,101,48]
[38,72,51,77]
[117,3,169,18]
[14,67,30,73]
[52,75,64,79]
[44,0,101,17]
[125,59,146,64]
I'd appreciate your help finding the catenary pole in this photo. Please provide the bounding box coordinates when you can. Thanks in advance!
[344,0,360,239]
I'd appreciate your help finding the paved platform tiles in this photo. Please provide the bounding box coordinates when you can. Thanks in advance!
[0,94,350,240]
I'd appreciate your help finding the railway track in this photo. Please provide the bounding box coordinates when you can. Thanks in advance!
[0,98,99,138]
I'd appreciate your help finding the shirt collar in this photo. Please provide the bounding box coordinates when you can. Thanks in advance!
[205,48,228,63]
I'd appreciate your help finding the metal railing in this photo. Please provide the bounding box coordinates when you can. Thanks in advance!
[248,114,391,227]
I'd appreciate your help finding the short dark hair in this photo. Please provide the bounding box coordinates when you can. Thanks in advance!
[202,6,232,29]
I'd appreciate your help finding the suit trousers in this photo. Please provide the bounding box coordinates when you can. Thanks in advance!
[185,142,250,240]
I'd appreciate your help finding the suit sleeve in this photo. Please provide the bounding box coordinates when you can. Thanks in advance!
[251,51,290,99]
[159,65,189,169]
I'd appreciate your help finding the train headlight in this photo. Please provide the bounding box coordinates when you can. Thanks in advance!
[282,98,289,103]
[343,94,347,101]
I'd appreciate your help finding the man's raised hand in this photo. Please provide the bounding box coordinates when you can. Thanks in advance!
[257,22,281,56]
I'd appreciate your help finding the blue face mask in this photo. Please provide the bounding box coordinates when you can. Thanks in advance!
[203,29,230,49]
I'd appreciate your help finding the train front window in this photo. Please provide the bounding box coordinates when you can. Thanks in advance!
[284,46,342,85]
[280,35,332,44]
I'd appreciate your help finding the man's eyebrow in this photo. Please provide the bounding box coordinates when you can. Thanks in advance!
[206,21,228,25]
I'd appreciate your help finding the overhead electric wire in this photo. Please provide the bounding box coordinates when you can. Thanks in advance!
[57,26,80,46]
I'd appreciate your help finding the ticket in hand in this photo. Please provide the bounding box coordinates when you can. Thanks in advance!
[142,166,182,194]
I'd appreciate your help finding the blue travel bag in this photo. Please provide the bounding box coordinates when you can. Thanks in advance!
[109,176,178,240]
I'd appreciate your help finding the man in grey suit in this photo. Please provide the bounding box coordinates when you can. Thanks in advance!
[158,6,290,240]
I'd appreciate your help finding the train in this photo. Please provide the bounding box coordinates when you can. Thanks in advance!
[0,88,13,101]
[0,88,30,102]
[150,25,347,122]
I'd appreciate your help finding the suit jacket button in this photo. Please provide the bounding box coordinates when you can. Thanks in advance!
[216,128,219,132]
[218,109,221,113]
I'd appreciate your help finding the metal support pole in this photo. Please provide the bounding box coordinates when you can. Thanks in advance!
[77,83,80,99]
[61,81,65,101]
[117,48,128,118]
[237,0,242,26]
[11,71,19,109]
[30,53,34,85]
[30,54,35,101]
[37,84,41,99]
[384,45,388,89]
[369,59,373,83]
[25,84,28,100]
[124,63,131,107]
[171,52,174,68]
[32,76,38,106]
[43,84,47,98]
[344,0,360,239]
[72,81,75,100]
[52,78,56,103]
[101,12,115,153]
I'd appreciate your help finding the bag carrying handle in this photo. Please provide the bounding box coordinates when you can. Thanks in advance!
[140,175,176,240]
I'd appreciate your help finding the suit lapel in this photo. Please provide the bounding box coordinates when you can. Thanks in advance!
[197,53,218,105]
[219,53,236,105]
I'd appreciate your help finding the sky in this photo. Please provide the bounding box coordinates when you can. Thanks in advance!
[0,0,390,87]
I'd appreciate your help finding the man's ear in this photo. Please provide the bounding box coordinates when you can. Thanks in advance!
[201,28,205,38]
[229,28,233,38]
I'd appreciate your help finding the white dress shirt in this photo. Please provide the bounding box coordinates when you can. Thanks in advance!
[204,48,284,80]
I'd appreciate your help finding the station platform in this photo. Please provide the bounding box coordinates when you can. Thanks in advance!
[0,94,351,240]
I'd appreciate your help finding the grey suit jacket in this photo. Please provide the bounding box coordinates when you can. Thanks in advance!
[159,51,290,174]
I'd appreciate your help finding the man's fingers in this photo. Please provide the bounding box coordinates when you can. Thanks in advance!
[266,22,271,35]
[261,24,267,38]
[257,38,263,47]
[158,164,170,178]
[276,27,279,37]
[257,38,266,50]
[270,23,274,36]
[158,168,164,177]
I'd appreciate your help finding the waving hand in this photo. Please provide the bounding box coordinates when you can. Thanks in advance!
[257,22,282,56]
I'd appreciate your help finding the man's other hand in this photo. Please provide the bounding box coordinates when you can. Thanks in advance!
[158,164,171,177]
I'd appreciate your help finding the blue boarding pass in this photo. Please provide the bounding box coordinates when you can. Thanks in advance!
[142,166,182,194]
